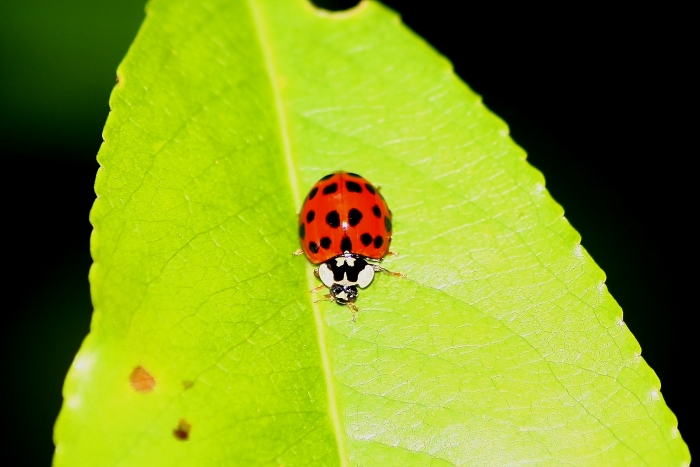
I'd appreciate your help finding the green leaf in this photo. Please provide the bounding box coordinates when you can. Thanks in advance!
[54,0,690,465]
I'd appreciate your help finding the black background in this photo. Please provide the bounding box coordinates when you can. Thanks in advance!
[3,0,693,464]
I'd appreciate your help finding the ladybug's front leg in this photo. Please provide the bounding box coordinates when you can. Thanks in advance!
[309,284,327,294]
[313,294,336,306]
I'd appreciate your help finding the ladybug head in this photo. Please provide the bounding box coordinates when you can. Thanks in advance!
[329,284,358,305]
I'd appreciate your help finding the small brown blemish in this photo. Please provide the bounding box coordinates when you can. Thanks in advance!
[130,366,156,393]
[182,380,194,390]
[173,419,191,440]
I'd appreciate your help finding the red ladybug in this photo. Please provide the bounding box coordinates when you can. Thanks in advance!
[298,171,398,310]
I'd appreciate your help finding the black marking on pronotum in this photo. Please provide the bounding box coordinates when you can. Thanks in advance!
[308,187,318,200]
[320,237,332,249]
[309,241,319,253]
[364,183,376,195]
[306,210,315,223]
[299,223,305,239]
[323,183,338,195]
[348,208,363,227]
[384,216,392,232]
[329,257,368,282]
[341,236,352,252]
[374,236,384,248]
[346,181,362,193]
[360,233,373,246]
[326,210,340,228]
[320,173,334,180]
[372,205,381,218]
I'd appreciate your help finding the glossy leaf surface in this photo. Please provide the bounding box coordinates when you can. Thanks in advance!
[54,0,689,465]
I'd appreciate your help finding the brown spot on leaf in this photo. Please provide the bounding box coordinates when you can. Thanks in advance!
[182,380,194,390]
[130,366,155,393]
[173,419,191,440]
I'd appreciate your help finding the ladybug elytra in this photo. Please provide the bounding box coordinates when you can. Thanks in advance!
[298,171,398,311]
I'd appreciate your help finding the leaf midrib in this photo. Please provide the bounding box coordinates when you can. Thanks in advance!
[246,0,348,464]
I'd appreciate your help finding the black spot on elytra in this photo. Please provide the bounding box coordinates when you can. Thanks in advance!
[309,241,319,254]
[346,181,362,193]
[323,183,338,195]
[348,208,363,226]
[341,236,352,252]
[372,205,381,218]
[346,172,362,178]
[364,183,376,195]
[320,237,332,249]
[360,233,373,246]
[308,187,318,200]
[325,210,340,228]
[306,210,315,223]
[384,216,392,232]
[374,236,384,248]
[299,223,305,239]
[320,173,334,180]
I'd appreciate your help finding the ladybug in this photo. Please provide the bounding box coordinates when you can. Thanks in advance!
[298,171,399,311]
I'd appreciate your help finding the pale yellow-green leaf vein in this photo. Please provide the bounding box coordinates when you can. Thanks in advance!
[248,0,349,465]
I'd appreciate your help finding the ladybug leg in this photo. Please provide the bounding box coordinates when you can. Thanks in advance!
[313,294,333,303]
[313,267,320,278]
[309,284,327,293]
[385,250,398,257]
[373,264,405,278]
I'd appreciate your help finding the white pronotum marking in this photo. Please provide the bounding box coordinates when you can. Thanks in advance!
[318,263,335,288]
[357,265,375,288]
[336,256,355,267]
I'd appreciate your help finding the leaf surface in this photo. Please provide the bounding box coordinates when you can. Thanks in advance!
[54,0,689,465]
